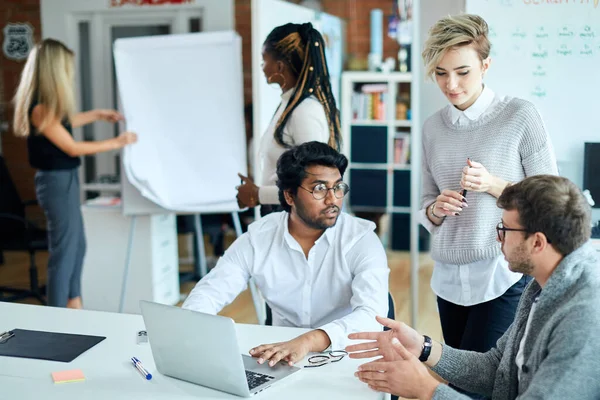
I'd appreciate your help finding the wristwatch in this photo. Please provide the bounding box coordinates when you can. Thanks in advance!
[419,335,432,362]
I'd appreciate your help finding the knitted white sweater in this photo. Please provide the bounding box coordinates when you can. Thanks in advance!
[421,96,558,265]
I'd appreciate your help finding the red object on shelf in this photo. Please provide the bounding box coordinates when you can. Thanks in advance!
[111,0,193,7]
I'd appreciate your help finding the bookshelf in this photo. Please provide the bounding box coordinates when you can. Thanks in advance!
[341,71,421,252]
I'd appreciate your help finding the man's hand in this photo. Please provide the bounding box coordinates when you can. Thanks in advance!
[355,338,439,399]
[249,330,330,367]
[346,316,423,361]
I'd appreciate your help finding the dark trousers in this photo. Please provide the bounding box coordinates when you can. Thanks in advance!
[437,275,531,353]
[35,169,86,307]
[437,275,531,399]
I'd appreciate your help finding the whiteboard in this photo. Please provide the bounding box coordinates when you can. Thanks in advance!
[251,0,344,185]
[114,31,246,215]
[467,0,599,188]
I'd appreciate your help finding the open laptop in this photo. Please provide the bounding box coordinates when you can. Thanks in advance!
[139,300,301,397]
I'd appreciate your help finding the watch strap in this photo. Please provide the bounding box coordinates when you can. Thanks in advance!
[419,335,432,362]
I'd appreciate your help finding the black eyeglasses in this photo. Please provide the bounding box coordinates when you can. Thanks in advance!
[299,182,350,200]
[496,222,552,243]
[304,350,348,368]
[496,222,528,242]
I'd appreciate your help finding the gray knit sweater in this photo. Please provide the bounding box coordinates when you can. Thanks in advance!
[421,97,558,265]
[431,242,600,399]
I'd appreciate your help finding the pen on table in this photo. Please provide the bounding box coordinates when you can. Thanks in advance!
[131,357,152,380]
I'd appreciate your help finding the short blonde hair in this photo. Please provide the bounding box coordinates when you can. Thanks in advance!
[13,39,75,137]
[422,14,491,79]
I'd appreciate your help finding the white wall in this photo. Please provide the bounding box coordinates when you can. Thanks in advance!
[418,0,465,122]
[417,0,599,224]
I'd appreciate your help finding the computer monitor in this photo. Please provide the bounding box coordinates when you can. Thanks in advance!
[583,142,600,209]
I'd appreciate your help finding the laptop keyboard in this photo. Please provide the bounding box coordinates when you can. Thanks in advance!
[245,370,275,390]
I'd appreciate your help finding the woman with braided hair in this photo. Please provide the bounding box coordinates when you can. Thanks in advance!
[236,22,341,214]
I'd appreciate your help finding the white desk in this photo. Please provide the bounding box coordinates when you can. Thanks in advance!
[0,303,385,400]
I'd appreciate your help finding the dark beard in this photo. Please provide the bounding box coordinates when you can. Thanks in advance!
[294,202,340,230]
[507,242,534,275]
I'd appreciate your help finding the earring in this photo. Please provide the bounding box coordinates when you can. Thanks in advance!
[268,72,287,90]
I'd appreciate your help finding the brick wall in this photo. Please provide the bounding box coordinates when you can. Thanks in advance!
[236,0,253,105]
[0,0,397,208]
[320,0,399,64]
[0,0,42,220]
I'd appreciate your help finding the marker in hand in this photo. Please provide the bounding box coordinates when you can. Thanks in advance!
[462,158,472,198]
[131,357,152,380]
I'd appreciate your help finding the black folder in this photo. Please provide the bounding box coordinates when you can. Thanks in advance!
[0,329,106,362]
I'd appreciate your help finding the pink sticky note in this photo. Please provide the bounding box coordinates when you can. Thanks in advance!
[51,369,85,384]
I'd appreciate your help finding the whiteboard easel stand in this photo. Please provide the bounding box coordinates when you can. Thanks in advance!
[118,210,266,325]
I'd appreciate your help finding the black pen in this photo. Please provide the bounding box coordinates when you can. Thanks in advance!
[462,158,471,200]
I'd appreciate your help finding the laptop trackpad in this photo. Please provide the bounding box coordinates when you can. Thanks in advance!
[242,354,300,380]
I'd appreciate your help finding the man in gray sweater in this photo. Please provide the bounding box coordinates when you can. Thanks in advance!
[348,175,600,399]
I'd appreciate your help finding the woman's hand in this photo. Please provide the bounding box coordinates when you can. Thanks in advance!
[95,109,124,123]
[460,158,493,192]
[431,189,467,218]
[115,131,138,148]
[461,158,509,198]
[237,173,259,208]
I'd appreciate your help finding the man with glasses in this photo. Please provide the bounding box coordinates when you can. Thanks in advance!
[349,175,600,400]
[183,141,389,368]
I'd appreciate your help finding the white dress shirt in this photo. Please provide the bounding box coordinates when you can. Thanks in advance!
[420,85,523,306]
[258,89,330,204]
[182,212,390,350]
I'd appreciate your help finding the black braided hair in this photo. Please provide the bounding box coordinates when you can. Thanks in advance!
[263,22,341,151]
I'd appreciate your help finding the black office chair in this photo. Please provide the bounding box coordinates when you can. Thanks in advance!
[0,155,47,304]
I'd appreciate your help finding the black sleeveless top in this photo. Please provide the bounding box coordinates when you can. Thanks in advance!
[27,101,81,170]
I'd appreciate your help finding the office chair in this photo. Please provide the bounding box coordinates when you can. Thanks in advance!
[0,155,47,304]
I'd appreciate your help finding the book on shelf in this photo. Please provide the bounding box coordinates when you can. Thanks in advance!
[351,84,389,121]
[394,133,411,165]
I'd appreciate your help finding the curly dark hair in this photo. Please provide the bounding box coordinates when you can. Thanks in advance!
[276,141,348,212]
[497,175,591,256]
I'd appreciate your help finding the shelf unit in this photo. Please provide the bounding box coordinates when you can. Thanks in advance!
[341,71,418,251]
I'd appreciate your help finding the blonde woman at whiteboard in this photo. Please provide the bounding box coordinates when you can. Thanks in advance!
[236,22,341,215]
[12,39,137,309]
[420,15,558,364]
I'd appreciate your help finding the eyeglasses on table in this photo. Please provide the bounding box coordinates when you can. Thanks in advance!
[304,350,348,368]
